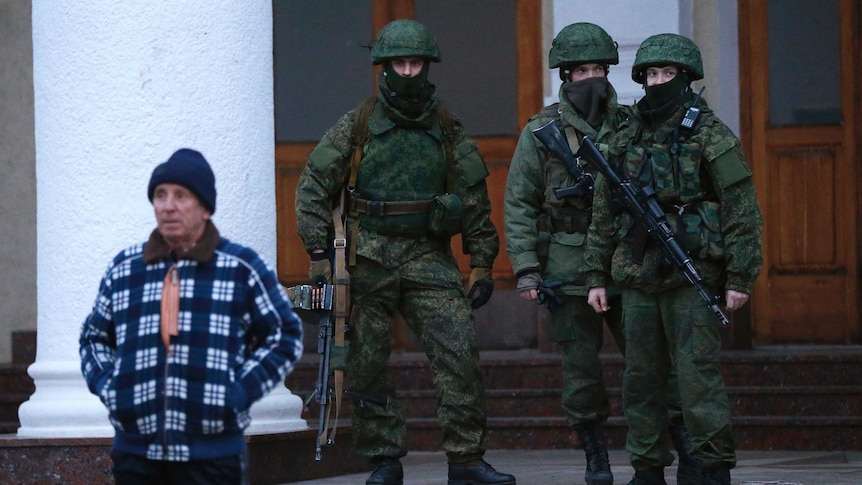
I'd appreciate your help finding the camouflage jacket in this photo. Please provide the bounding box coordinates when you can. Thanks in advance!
[504,83,628,295]
[583,94,763,294]
[295,92,498,270]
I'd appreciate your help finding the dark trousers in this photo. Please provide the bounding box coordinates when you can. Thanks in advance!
[111,449,248,485]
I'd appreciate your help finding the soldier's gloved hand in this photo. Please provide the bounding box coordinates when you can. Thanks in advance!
[516,271,542,301]
[537,280,564,312]
[308,251,331,286]
[466,267,494,309]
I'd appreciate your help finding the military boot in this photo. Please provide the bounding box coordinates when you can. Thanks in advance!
[702,466,731,485]
[575,426,613,485]
[668,423,701,485]
[366,457,403,485]
[625,468,667,485]
[447,459,516,485]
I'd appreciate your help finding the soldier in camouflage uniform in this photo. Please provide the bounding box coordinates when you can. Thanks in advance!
[504,23,627,485]
[295,19,515,485]
[583,34,763,485]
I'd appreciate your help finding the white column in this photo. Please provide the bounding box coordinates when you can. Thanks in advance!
[18,0,305,438]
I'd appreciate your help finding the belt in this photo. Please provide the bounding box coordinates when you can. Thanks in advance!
[349,197,432,217]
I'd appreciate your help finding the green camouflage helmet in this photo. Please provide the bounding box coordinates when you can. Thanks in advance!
[370,19,441,65]
[632,33,704,82]
[549,22,619,68]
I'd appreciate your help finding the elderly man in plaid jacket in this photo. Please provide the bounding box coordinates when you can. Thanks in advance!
[80,148,303,485]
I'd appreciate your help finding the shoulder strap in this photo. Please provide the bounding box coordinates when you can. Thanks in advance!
[348,96,377,190]
[435,104,456,171]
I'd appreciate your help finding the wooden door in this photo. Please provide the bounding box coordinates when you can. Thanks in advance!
[739,0,860,343]
[275,0,542,287]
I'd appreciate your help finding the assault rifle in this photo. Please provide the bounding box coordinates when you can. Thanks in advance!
[531,122,729,327]
[533,119,595,199]
[287,283,344,460]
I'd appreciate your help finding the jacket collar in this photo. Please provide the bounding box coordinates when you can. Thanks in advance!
[143,220,220,264]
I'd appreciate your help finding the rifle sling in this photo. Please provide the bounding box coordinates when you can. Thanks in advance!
[321,205,350,449]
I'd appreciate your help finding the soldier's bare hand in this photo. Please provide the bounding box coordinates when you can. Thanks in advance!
[588,287,609,313]
[725,290,749,311]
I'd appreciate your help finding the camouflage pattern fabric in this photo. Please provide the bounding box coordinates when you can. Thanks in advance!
[583,96,763,295]
[504,80,628,430]
[347,253,486,462]
[549,22,619,68]
[582,91,762,471]
[622,286,736,470]
[295,90,497,462]
[296,94,497,270]
[505,82,626,297]
[632,33,704,82]
[371,19,441,65]
[555,295,624,426]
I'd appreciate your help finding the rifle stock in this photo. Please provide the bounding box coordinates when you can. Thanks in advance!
[532,121,729,327]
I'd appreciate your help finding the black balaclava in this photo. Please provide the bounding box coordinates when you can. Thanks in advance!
[638,69,690,127]
[561,76,610,128]
[379,61,435,119]
[644,71,688,108]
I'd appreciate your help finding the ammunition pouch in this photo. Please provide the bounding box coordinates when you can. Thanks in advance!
[426,193,463,238]
[665,200,724,261]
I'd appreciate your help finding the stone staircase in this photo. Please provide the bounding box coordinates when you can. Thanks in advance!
[1,329,860,452]
[285,346,862,452]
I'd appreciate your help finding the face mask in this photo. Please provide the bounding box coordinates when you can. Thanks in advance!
[383,62,430,100]
[644,73,687,109]
[561,76,609,128]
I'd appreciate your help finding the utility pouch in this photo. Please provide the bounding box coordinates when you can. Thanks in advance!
[426,193,463,237]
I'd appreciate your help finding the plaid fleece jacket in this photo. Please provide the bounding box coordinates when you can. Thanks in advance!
[79,223,303,461]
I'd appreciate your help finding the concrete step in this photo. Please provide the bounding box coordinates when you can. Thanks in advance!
[296,384,862,421]
[287,347,862,390]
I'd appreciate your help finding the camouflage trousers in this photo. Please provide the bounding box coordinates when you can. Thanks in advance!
[551,294,625,427]
[346,253,487,463]
[621,286,736,470]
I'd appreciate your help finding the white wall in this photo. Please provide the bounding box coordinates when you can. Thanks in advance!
[547,0,741,134]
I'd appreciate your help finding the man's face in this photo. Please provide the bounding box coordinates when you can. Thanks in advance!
[153,183,210,250]
[391,57,425,77]
[569,63,607,82]
[645,65,678,86]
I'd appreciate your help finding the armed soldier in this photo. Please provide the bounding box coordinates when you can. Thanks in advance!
[295,19,514,485]
[583,34,763,485]
[504,23,627,485]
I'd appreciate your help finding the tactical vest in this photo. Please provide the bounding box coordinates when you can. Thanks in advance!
[613,103,724,261]
[346,96,464,239]
[535,104,595,235]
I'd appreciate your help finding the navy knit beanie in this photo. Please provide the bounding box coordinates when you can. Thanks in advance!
[147,148,217,214]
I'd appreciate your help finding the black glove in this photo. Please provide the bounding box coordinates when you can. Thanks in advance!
[467,280,494,309]
[537,280,564,312]
[309,251,331,286]
[466,267,494,309]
